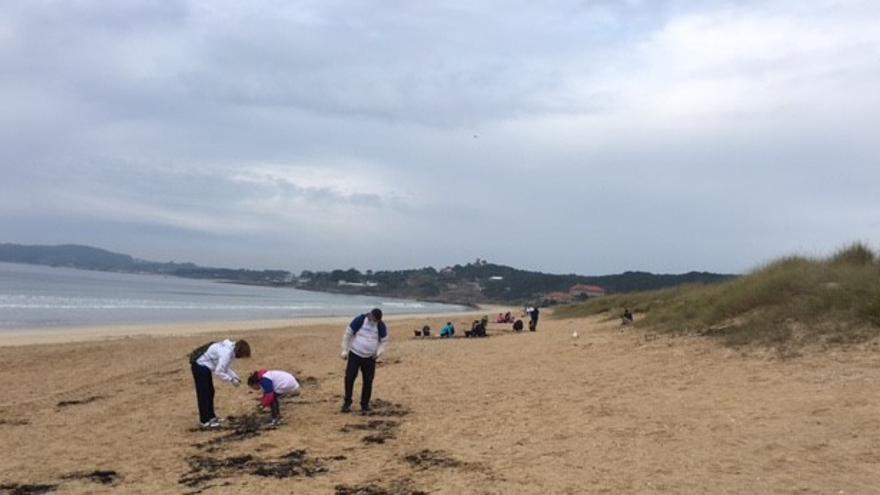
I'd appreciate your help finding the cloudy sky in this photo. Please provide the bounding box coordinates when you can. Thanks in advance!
[1,0,878,275]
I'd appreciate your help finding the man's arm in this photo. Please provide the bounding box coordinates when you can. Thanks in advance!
[340,327,353,359]
[376,334,389,358]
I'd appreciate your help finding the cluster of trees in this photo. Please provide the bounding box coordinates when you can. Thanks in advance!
[296,261,735,305]
[299,267,443,298]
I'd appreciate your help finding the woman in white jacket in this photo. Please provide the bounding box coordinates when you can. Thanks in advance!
[189,339,251,428]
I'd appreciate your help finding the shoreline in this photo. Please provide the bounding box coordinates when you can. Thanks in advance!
[0,305,510,347]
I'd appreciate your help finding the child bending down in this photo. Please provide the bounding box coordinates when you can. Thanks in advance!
[248,369,301,425]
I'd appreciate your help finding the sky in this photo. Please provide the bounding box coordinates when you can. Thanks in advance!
[1,0,879,275]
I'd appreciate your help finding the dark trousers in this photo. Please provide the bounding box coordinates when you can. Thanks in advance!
[344,352,376,409]
[191,362,215,423]
[270,395,280,419]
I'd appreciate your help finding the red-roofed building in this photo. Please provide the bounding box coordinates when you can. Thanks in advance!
[569,284,606,298]
[545,291,574,303]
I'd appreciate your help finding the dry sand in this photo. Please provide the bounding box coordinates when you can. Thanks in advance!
[1,313,879,494]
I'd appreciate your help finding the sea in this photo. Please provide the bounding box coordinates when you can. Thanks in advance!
[0,262,468,331]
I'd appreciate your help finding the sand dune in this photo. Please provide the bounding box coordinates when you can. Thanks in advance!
[1,314,879,494]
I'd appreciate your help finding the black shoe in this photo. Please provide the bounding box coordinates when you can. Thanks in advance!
[360,406,371,416]
[341,403,352,413]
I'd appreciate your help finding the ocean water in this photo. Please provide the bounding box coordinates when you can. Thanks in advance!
[0,262,467,330]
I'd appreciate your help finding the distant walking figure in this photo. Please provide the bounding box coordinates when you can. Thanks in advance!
[529,307,540,331]
[340,308,389,415]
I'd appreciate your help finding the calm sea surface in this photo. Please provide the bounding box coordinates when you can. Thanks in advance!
[0,262,467,330]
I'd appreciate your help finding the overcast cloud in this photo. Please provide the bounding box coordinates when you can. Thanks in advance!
[1,0,878,274]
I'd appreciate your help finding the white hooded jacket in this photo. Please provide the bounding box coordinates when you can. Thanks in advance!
[195,339,241,384]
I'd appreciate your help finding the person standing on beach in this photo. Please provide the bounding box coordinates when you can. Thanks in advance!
[189,339,251,429]
[340,308,388,414]
[529,306,540,331]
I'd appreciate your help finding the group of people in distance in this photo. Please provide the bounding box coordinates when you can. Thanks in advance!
[422,307,542,340]
[495,311,514,323]
[188,308,387,429]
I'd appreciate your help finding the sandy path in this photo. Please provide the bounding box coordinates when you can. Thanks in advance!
[1,315,879,494]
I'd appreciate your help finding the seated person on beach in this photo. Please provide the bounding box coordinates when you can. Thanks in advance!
[440,322,455,338]
[476,321,487,337]
[465,320,478,337]
[496,313,505,323]
[504,311,513,323]
[422,325,431,337]
[512,319,524,332]
[248,369,301,426]
[622,308,634,325]
[466,320,487,338]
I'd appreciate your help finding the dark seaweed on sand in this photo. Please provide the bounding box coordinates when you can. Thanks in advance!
[0,419,30,426]
[179,450,340,489]
[334,480,428,495]
[363,399,410,417]
[192,413,273,451]
[0,484,58,495]
[403,450,465,470]
[61,470,121,485]
[340,419,401,444]
[56,396,104,408]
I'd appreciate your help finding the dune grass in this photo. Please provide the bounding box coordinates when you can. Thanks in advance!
[554,243,880,348]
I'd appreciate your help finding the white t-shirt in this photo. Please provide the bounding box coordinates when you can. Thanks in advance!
[262,370,300,395]
[350,318,382,358]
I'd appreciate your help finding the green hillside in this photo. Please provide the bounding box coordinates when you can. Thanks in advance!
[297,261,734,305]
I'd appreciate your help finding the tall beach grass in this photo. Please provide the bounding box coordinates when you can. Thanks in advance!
[554,243,880,348]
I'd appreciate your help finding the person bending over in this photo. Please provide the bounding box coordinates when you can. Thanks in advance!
[189,339,251,429]
[248,369,301,426]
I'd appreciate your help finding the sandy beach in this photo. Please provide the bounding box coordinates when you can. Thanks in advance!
[2,312,879,494]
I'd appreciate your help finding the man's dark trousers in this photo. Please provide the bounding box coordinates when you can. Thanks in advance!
[344,351,376,410]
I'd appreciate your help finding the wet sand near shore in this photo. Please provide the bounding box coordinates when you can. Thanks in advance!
[1,314,879,494]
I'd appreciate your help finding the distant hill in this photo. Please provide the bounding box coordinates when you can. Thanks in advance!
[0,243,736,305]
[0,243,291,284]
[0,243,137,271]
